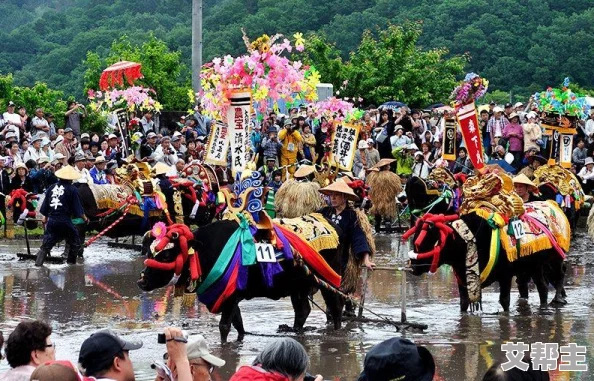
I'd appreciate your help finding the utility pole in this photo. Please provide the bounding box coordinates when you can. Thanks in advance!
[192,0,203,99]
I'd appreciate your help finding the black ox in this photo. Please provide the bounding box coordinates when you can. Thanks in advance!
[137,218,345,342]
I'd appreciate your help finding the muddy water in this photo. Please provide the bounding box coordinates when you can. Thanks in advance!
[0,231,593,380]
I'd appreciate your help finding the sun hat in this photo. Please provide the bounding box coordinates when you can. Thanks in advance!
[358,140,367,149]
[372,158,396,169]
[74,152,86,162]
[513,173,538,192]
[585,157,594,166]
[185,335,225,367]
[514,102,524,108]
[94,155,106,164]
[55,165,81,180]
[147,132,157,139]
[319,180,359,201]
[31,134,44,143]
[294,164,315,178]
[508,112,519,120]
[154,162,171,176]
[53,153,66,161]
[493,106,504,113]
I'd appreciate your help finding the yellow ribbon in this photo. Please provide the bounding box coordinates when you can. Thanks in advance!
[480,224,500,283]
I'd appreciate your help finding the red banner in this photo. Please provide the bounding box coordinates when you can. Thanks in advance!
[456,102,485,171]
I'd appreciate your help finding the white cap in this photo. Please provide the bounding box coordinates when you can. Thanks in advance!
[108,134,118,140]
[493,106,504,113]
[514,102,524,108]
[186,335,225,367]
[358,140,367,149]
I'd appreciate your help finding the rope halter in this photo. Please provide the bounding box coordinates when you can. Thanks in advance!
[402,213,459,273]
[143,222,201,285]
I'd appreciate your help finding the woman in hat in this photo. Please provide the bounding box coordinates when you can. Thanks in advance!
[89,155,108,185]
[390,125,411,151]
[522,111,542,153]
[518,154,546,180]
[10,162,33,192]
[24,135,47,163]
[36,165,88,266]
[319,180,375,297]
[513,174,542,203]
[299,124,316,163]
[503,112,524,169]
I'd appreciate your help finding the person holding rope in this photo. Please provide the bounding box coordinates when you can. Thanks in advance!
[35,165,88,266]
[319,180,375,316]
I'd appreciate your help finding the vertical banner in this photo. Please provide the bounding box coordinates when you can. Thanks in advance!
[227,90,252,172]
[456,102,485,171]
[204,120,230,166]
[548,129,560,166]
[442,118,457,161]
[560,134,573,168]
[330,123,360,171]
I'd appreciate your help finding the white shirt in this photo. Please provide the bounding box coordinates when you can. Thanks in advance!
[23,146,47,163]
[584,119,594,144]
[154,145,178,166]
[0,365,36,381]
[578,166,594,182]
[2,112,22,140]
[31,116,50,136]
[74,166,93,184]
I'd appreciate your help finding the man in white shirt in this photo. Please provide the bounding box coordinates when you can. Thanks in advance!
[583,111,594,149]
[73,153,92,184]
[153,136,178,166]
[578,157,594,194]
[30,108,50,137]
[23,135,48,163]
[1,101,24,141]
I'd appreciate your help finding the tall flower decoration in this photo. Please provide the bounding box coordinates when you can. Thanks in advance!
[450,72,489,108]
[89,86,162,113]
[200,30,320,119]
[533,78,588,118]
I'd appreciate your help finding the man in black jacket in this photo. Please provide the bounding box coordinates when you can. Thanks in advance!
[0,156,10,227]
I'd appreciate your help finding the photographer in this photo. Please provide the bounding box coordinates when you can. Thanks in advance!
[64,101,87,138]
[278,121,302,178]
[154,136,178,166]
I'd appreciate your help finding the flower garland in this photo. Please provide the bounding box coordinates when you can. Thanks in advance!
[200,31,320,120]
[88,86,163,113]
[450,72,489,108]
[533,78,588,118]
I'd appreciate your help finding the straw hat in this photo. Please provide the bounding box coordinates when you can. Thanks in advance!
[294,164,315,178]
[154,162,171,176]
[372,158,396,169]
[319,180,359,201]
[55,165,81,181]
[15,162,28,173]
[513,174,537,192]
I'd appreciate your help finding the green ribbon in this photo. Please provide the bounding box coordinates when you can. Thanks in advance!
[197,214,255,293]
[411,189,453,216]
[72,218,85,225]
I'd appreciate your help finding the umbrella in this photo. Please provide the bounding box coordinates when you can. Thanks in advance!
[486,160,517,174]
[380,101,407,110]
[99,61,143,90]
[426,103,445,109]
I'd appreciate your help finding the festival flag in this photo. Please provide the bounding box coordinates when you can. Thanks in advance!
[330,122,360,171]
[560,134,573,168]
[442,118,457,161]
[204,120,230,166]
[226,90,252,172]
[548,129,561,166]
[456,102,485,171]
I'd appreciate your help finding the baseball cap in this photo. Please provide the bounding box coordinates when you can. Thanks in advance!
[81,133,90,139]
[366,138,374,145]
[54,153,66,160]
[514,102,524,108]
[79,330,142,377]
[147,132,157,139]
[505,103,513,108]
[185,335,225,367]
[7,101,15,107]
[358,338,435,381]
[108,134,118,140]
[64,127,73,134]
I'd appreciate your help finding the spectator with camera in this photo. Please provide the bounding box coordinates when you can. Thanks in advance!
[64,101,86,138]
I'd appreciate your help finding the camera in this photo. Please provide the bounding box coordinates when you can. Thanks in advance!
[158,332,188,344]
[157,333,166,344]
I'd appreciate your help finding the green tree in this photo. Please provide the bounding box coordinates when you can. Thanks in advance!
[343,23,466,107]
[83,35,192,111]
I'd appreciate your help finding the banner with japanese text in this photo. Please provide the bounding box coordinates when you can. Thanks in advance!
[226,90,252,172]
[560,134,573,168]
[548,129,560,166]
[442,118,457,161]
[456,102,485,171]
[204,120,230,166]
[330,123,360,171]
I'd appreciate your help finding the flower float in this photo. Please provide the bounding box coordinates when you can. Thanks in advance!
[200,30,320,119]
[88,86,162,113]
[450,72,489,108]
[533,78,588,119]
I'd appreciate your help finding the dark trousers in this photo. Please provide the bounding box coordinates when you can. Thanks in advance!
[41,219,82,263]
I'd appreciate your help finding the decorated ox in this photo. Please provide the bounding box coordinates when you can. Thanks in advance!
[405,201,570,311]
[137,212,346,342]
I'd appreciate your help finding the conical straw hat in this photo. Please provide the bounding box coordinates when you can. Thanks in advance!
[55,165,81,181]
[513,173,537,192]
[319,179,359,201]
[372,158,396,169]
[294,164,315,178]
[154,162,171,176]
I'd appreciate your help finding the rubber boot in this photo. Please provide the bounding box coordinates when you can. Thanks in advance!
[35,248,50,267]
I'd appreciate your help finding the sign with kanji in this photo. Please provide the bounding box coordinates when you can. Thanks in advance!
[330,122,360,171]
[560,134,573,168]
[548,130,561,166]
[204,120,230,166]
[456,102,485,171]
[442,118,457,161]
[227,90,252,172]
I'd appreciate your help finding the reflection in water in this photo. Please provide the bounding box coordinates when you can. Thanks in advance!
[0,235,592,380]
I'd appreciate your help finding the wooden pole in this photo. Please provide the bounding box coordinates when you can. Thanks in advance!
[192,0,203,96]
[401,266,407,323]
[357,267,368,318]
